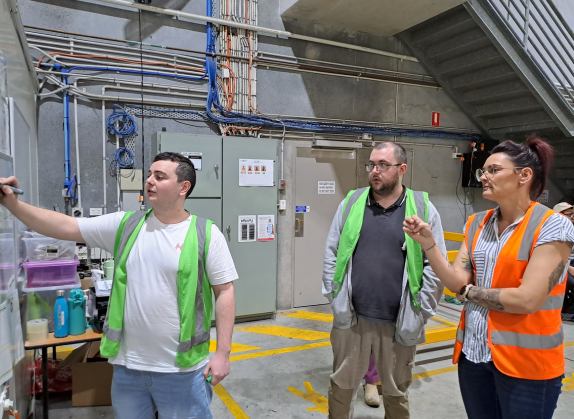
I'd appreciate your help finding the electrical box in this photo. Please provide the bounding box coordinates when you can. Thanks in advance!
[152,133,278,319]
[462,151,489,188]
[120,169,143,191]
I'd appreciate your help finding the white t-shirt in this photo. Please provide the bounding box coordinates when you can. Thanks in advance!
[77,212,238,373]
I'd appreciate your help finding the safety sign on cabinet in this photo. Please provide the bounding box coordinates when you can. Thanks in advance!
[239,159,274,186]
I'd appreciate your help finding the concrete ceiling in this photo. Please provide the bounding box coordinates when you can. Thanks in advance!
[282,0,468,37]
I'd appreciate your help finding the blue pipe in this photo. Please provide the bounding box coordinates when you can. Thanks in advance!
[61,67,71,188]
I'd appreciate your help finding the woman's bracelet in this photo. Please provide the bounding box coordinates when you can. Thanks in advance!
[424,243,436,252]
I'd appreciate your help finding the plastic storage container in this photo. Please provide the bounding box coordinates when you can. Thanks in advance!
[22,233,76,262]
[0,263,14,290]
[24,257,80,288]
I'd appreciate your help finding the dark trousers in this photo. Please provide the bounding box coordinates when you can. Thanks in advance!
[458,354,563,419]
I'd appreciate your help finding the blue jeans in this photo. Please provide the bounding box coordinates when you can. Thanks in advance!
[111,365,213,419]
[458,354,563,419]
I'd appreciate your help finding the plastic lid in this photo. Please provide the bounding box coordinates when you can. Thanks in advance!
[57,290,65,297]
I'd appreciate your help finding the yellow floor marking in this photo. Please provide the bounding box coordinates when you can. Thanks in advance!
[444,231,464,242]
[432,316,459,327]
[234,324,330,341]
[230,341,331,362]
[422,327,458,345]
[288,382,328,414]
[209,340,261,353]
[444,288,457,297]
[563,374,574,391]
[278,310,334,323]
[447,251,458,264]
[213,383,250,419]
[413,365,458,380]
[565,341,574,348]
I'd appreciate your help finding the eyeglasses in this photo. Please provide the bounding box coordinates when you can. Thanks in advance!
[475,166,524,182]
[365,163,403,173]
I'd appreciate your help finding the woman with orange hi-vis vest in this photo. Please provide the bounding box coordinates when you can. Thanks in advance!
[403,135,574,419]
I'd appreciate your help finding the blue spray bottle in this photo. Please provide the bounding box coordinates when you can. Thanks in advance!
[54,290,69,338]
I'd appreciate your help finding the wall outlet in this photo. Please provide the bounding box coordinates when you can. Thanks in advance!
[452,153,463,159]
[278,200,286,210]
[90,208,103,216]
[72,207,83,218]
[76,246,88,260]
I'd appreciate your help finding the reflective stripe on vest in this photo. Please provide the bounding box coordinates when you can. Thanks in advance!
[178,216,210,353]
[453,203,566,379]
[491,326,564,350]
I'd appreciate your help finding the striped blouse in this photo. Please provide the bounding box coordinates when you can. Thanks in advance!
[462,209,574,363]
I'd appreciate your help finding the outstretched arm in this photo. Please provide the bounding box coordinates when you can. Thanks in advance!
[467,241,571,314]
[0,177,84,242]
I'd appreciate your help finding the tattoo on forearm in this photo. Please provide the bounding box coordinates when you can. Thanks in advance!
[548,260,565,294]
[467,287,505,311]
[460,252,473,273]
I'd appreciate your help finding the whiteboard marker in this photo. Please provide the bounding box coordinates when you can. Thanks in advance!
[0,184,24,195]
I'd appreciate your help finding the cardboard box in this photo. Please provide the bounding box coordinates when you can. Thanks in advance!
[60,342,113,407]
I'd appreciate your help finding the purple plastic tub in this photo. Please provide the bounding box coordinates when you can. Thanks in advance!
[24,257,79,288]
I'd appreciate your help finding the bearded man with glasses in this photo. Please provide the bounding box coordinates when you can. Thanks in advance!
[322,142,446,418]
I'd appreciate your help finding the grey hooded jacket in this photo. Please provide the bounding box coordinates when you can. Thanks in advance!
[322,190,447,346]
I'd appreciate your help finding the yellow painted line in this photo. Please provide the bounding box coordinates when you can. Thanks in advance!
[413,365,458,380]
[444,288,457,297]
[209,340,261,353]
[422,326,457,345]
[444,232,464,242]
[288,382,328,414]
[230,341,331,362]
[432,316,458,327]
[565,341,574,348]
[447,250,458,263]
[278,310,334,323]
[234,324,330,341]
[213,383,250,419]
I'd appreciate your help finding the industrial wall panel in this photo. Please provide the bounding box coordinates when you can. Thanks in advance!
[222,137,278,318]
[152,133,222,198]
[184,198,222,230]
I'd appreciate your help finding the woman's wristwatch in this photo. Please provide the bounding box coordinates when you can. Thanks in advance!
[459,284,474,302]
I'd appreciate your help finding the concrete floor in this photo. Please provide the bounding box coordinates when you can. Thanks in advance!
[40,298,574,419]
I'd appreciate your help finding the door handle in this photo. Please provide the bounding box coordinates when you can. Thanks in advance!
[215,164,219,179]
[295,219,300,233]
[226,225,231,240]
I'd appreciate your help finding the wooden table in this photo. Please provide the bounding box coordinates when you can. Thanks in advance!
[25,329,103,419]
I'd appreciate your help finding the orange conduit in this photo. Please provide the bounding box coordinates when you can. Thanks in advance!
[245,0,260,115]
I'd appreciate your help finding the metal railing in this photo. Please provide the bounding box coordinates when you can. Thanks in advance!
[485,0,574,109]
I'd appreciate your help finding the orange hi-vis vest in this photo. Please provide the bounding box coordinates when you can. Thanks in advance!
[453,202,567,380]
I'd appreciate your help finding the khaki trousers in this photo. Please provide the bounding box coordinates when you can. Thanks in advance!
[328,317,416,419]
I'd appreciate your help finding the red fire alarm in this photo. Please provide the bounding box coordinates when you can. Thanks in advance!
[432,112,440,127]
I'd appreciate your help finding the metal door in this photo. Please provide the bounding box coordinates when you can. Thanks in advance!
[293,150,358,307]
[222,137,278,319]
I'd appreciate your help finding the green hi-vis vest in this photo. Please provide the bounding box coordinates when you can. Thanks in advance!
[100,209,214,368]
[332,187,429,308]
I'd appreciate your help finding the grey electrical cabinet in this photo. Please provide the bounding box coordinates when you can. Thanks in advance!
[152,133,278,320]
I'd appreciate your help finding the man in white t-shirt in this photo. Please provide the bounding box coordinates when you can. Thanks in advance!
[0,152,237,419]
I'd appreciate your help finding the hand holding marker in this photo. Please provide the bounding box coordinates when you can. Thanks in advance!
[0,184,24,195]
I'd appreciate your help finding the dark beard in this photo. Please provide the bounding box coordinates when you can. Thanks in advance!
[369,171,400,197]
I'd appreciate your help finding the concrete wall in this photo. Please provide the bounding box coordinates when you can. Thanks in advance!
[19,0,494,309]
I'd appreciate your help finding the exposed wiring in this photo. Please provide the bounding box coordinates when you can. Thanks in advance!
[106,105,137,137]
[109,147,135,176]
